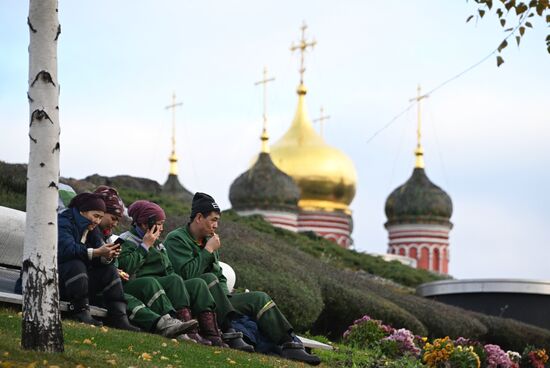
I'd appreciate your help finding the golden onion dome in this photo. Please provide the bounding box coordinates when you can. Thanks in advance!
[270,84,357,214]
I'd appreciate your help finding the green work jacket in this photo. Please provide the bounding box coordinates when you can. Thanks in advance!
[118,227,175,279]
[164,226,229,294]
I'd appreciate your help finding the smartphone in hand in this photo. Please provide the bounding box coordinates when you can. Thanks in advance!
[113,237,125,245]
[147,215,157,230]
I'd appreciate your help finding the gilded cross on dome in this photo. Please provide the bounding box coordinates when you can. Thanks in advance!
[313,106,331,138]
[165,92,183,175]
[290,21,317,86]
[409,85,429,169]
[254,66,275,153]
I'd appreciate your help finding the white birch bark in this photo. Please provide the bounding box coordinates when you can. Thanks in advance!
[22,0,64,352]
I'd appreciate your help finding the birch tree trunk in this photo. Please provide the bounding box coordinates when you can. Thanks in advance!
[22,0,64,352]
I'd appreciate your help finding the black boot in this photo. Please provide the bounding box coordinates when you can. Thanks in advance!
[69,298,103,327]
[223,328,255,353]
[105,301,140,332]
[281,341,321,366]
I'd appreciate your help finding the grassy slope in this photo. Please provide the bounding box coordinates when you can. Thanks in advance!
[0,307,305,368]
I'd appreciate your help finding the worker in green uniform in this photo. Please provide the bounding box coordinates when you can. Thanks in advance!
[93,186,197,339]
[164,192,321,366]
[118,199,251,349]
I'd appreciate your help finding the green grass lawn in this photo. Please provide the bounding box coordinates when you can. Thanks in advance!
[0,306,312,368]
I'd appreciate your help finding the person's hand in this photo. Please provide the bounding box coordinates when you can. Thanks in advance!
[118,269,129,281]
[143,225,161,249]
[204,233,221,253]
[93,243,120,259]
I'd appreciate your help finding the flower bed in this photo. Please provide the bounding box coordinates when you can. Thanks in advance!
[343,314,549,368]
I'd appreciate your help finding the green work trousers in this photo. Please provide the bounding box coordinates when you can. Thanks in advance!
[125,274,215,318]
[124,292,162,332]
[200,273,293,345]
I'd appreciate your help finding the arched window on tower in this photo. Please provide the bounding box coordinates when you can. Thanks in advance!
[409,246,418,260]
[419,246,429,270]
[433,247,440,273]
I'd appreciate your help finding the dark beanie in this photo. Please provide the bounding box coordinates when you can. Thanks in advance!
[94,186,124,217]
[127,200,166,225]
[68,193,106,212]
[190,192,220,220]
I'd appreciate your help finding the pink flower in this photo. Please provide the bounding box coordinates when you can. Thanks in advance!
[383,328,421,357]
[485,344,513,368]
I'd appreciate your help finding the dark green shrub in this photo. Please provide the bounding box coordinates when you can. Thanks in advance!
[0,161,27,211]
[118,188,191,218]
[332,270,488,340]
[342,316,388,349]
[312,276,427,339]
[226,211,447,288]
[469,312,550,351]
[218,219,324,332]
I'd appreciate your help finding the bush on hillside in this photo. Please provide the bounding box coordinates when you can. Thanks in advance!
[225,211,447,288]
[118,188,191,218]
[312,276,427,339]
[469,312,550,351]
[0,161,27,211]
[336,270,488,340]
[219,219,324,332]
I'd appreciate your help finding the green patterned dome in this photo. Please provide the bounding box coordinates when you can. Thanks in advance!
[385,168,452,227]
[229,152,300,212]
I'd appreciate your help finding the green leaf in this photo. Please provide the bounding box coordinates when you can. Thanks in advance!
[546,34,550,42]
[498,39,508,52]
[487,0,493,9]
[504,27,514,31]
[466,15,474,23]
[529,0,537,7]
[526,21,533,27]
[546,14,550,23]
[516,35,521,46]
[547,45,550,54]
[520,26,526,35]
[497,8,504,17]
[500,18,506,26]
[479,9,486,17]
[496,55,505,67]
[516,3,528,15]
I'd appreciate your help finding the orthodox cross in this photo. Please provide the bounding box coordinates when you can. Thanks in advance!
[254,66,275,153]
[165,92,183,175]
[409,85,429,169]
[313,106,331,137]
[290,21,317,85]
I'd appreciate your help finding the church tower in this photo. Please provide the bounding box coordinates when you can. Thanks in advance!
[270,23,358,248]
[162,92,193,203]
[384,86,453,274]
[229,68,301,231]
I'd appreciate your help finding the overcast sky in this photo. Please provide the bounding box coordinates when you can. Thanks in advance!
[1,1,549,280]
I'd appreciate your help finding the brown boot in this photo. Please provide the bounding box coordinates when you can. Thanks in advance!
[175,308,212,346]
[197,311,229,348]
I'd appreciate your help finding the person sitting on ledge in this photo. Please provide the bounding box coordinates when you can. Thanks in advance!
[163,192,321,366]
[92,186,197,339]
[57,192,138,331]
[117,200,243,348]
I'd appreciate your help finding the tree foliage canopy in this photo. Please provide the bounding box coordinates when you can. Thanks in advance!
[468,0,550,66]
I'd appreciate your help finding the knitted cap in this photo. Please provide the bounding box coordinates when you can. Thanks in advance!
[68,193,106,213]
